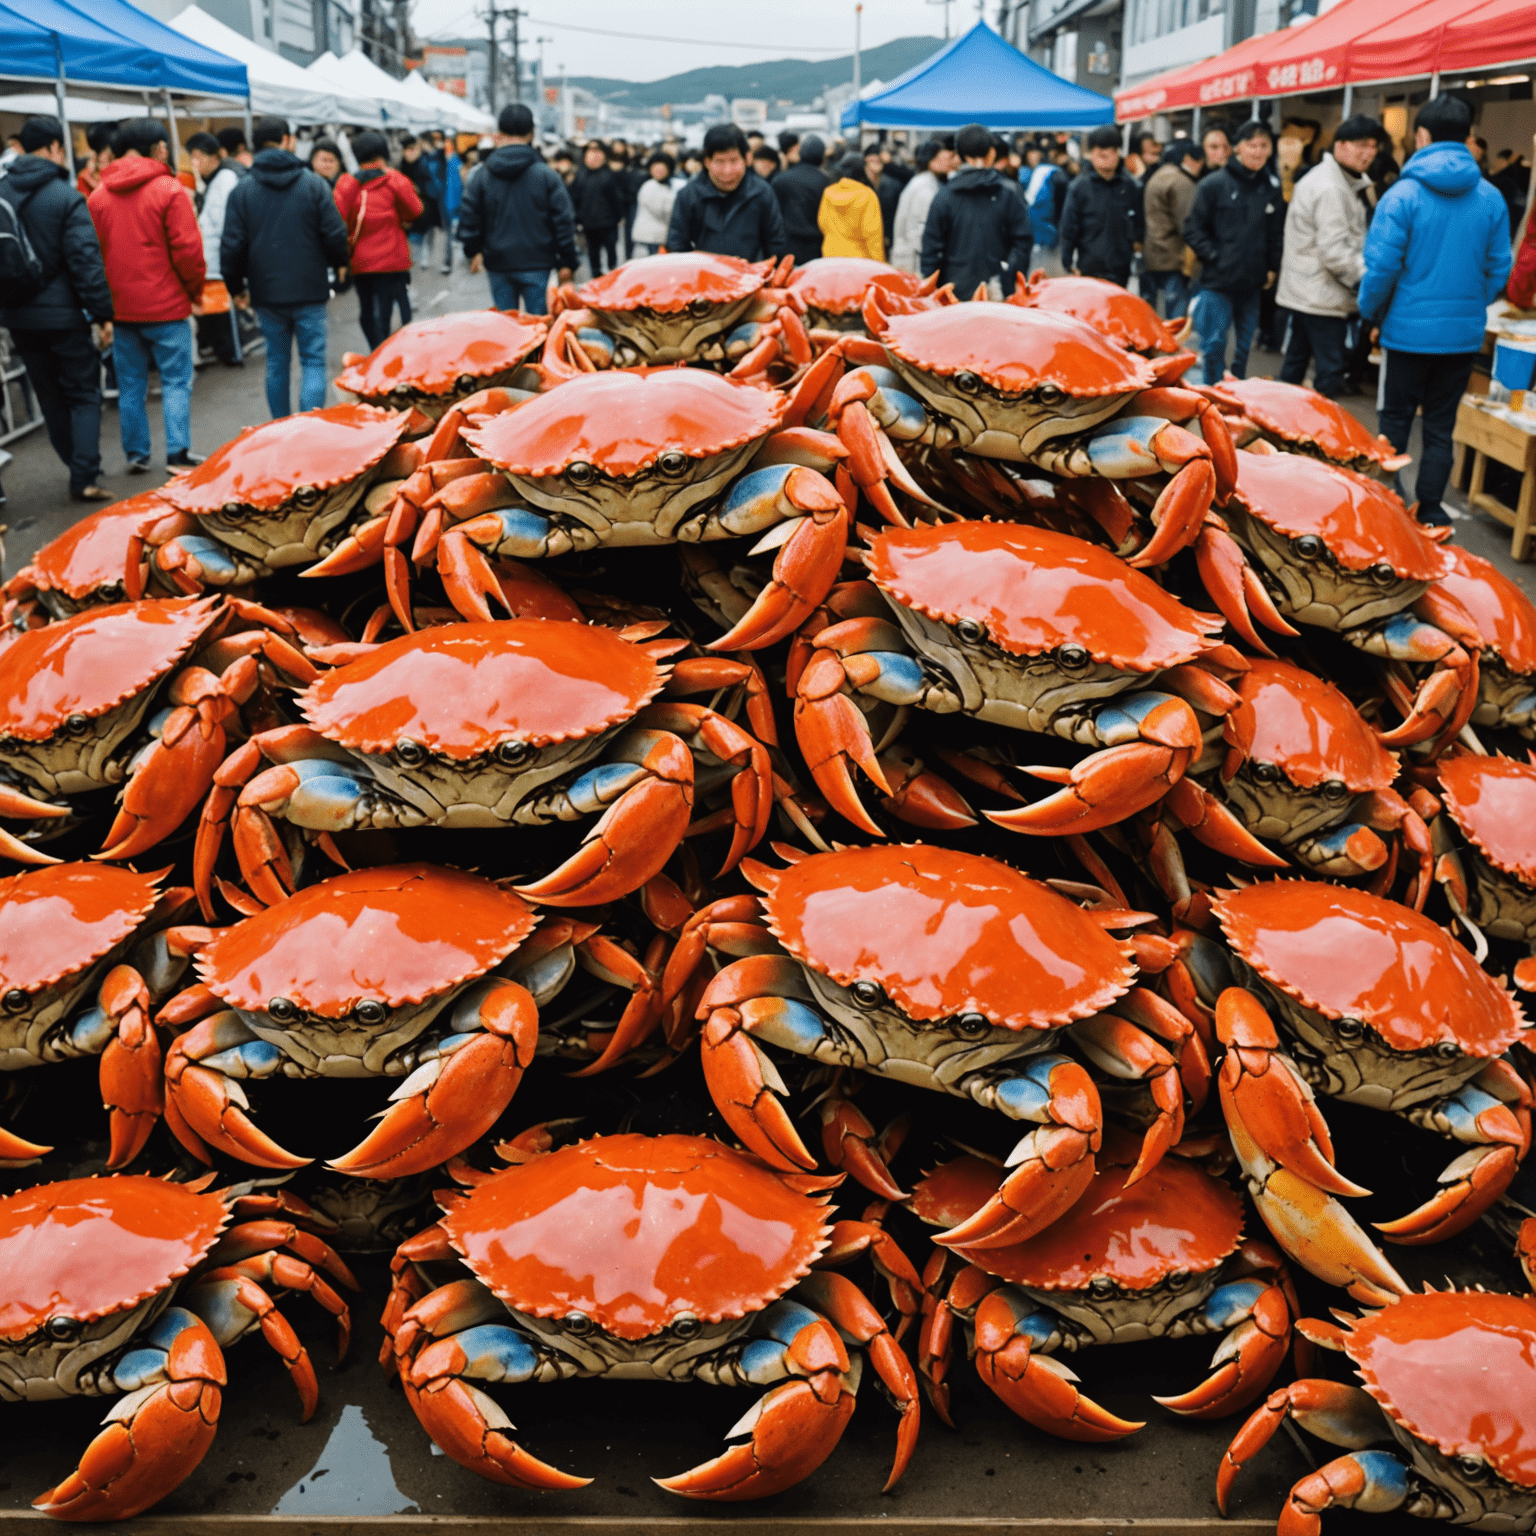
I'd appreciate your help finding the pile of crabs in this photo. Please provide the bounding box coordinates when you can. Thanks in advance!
[4,251,1536,1533]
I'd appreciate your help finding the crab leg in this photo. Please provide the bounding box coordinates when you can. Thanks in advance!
[819,1093,908,1200]
[329,978,539,1180]
[1072,1011,1186,1183]
[1153,1275,1293,1419]
[817,1218,924,1338]
[1194,524,1300,654]
[1350,612,1479,749]
[32,1308,225,1522]
[96,965,163,1170]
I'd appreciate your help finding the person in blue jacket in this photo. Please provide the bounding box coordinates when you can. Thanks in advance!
[1359,93,1512,527]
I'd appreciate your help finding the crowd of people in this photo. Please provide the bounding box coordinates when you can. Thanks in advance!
[0,91,1529,532]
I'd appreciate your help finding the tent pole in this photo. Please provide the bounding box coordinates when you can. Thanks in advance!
[164,88,181,168]
[244,94,253,145]
[1342,82,1353,115]
[1192,105,1202,137]
[53,46,74,180]
[1429,71,1440,98]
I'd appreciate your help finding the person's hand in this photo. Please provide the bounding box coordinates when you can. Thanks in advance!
[336,266,348,285]
[234,293,250,310]
[1264,270,1276,290]
[470,253,483,274]
[557,266,573,283]
[190,300,205,317]
[97,321,113,350]
[1370,327,1380,344]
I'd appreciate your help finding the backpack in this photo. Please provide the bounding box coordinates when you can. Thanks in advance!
[0,176,48,305]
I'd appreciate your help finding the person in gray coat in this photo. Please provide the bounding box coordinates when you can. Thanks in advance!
[1276,116,1381,397]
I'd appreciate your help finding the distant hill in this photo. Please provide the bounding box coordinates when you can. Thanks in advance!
[567,35,945,108]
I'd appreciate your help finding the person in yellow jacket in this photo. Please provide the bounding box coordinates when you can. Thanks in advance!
[818,152,884,259]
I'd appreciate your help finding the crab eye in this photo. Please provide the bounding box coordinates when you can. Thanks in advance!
[395,738,427,766]
[564,1311,594,1336]
[222,500,245,518]
[267,997,299,1024]
[1336,1016,1365,1039]
[687,297,713,317]
[354,1000,388,1027]
[45,1316,80,1342]
[953,370,980,393]
[671,1313,703,1340]
[1292,535,1323,560]
[495,739,531,767]
[1167,1268,1191,1290]
[851,980,884,1010]
[456,374,478,391]
[656,450,690,477]
[1369,562,1397,586]
[2,989,28,1015]
[1088,1277,1115,1299]
[1322,778,1349,801]
[1435,1040,1460,1060]
[64,713,90,737]
[1037,383,1066,406]
[566,461,597,487]
[1057,643,1091,670]
[956,618,986,645]
[1455,1453,1487,1481]
[954,1012,990,1037]
[293,485,321,507]
[1252,761,1282,783]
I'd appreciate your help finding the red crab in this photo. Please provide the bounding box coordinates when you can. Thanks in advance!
[788,257,932,338]
[543,252,812,380]
[1209,880,1532,1299]
[334,309,549,417]
[0,1173,354,1522]
[912,1134,1298,1439]
[661,842,1209,1246]
[0,862,195,1167]
[1218,1280,1536,1533]
[157,862,662,1178]
[1007,271,1195,378]
[191,618,775,915]
[382,1132,920,1500]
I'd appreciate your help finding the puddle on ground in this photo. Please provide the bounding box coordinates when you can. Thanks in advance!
[271,1403,420,1515]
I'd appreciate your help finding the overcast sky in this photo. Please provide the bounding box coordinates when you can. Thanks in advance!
[410,0,966,82]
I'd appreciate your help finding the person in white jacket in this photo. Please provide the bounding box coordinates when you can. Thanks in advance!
[1275,115,1381,397]
[631,151,678,257]
[889,138,955,273]
[186,132,243,281]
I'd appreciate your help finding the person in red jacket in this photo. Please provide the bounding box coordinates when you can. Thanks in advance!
[87,117,205,472]
[1510,212,1536,309]
[334,131,423,351]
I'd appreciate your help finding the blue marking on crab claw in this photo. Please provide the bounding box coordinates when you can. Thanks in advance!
[574,328,614,367]
[1347,1451,1411,1508]
[561,761,650,816]
[112,1346,173,1391]
[283,770,376,831]
[1507,691,1536,731]
[724,320,765,359]
[452,1324,542,1383]
[144,1307,207,1352]
[202,1038,285,1078]
[155,535,245,586]
[756,1300,824,1348]
[855,368,928,441]
[1092,690,1181,745]
[738,1336,794,1383]
[1084,417,1168,479]
[746,997,831,1055]
[987,1286,1058,1347]
[68,1005,113,1054]
[1199,1279,1267,1330]
[854,652,927,707]
[718,464,798,535]
[1439,1083,1511,1144]
[473,508,557,561]
[989,1053,1076,1123]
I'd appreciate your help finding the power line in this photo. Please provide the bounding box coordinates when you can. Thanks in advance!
[493,16,851,51]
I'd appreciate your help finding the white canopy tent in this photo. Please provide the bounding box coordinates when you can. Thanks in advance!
[307,49,438,130]
[399,68,492,134]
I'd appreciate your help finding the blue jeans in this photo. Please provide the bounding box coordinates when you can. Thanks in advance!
[1192,287,1261,384]
[1142,268,1190,321]
[113,319,193,461]
[257,302,328,418]
[488,268,551,315]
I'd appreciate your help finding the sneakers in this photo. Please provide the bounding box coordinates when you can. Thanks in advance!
[165,449,205,470]
[126,456,152,474]
[70,483,112,503]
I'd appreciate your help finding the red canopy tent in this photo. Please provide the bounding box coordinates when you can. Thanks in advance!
[1114,29,1276,119]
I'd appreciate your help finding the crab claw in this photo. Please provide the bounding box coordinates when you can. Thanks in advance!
[98,965,163,1170]
[412,1376,591,1491]
[1154,1279,1292,1418]
[657,1375,856,1501]
[990,743,1195,837]
[33,1310,225,1522]
[820,1094,907,1200]
[973,1290,1143,1441]
[1165,777,1289,868]
[1194,524,1299,655]
[1374,1141,1522,1244]
[0,1124,52,1163]
[1354,612,1478,749]
[329,980,540,1180]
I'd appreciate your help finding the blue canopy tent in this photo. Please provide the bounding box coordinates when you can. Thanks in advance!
[841,21,1114,131]
[0,7,78,86]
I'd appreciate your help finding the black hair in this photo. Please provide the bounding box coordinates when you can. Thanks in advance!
[702,123,747,159]
[833,151,867,183]
[1164,136,1203,165]
[1232,119,1274,146]
[913,137,942,169]
[799,133,825,166]
[184,131,220,156]
[1334,114,1383,145]
[955,123,993,160]
[498,103,534,137]
[1416,93,1474,143]
[778,130,799,153]
[551,145,574,162]
[116,118,168,157]
[87,122,119,155]
[352,130,388,165]
[753,146,781,172]
[1086,124,1121,150]
[215,126,245,155]
[400,133,418,149]
[251,114,289,150]
[583,138,608,158]
[18,115,63,154]
[646,150,675,174]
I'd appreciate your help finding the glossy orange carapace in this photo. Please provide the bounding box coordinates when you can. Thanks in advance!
[1436,544,1536,674]
[865,522,1222,671]
[1214,879,1526,1056]
[442,1134,829,1338]
[1438,752,1536,884]
[302,619,665,756]
[788,257,923,316]
[194,864,538,1016]
[0,1175,228,1336]
[753,843,1136,1029]
[576,252,768,312]
[1214,377,1402,463]
[1010,274,1180,356]
[23,491,170,601]
[335,311,548,400]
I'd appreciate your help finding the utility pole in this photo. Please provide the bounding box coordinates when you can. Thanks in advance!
[853,3,862,98]
[485,3,498,113]
[535,35,551,133]
[508,7,522,103]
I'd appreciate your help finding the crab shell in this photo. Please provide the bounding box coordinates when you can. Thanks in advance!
[193,863,538,1019]
[575,253,770,313]
[0,597,218,741]
[1228,450,1450,581]
[864,521,1225,674]
[0,1174,229,1338]
[1437,753,1536,887]
[788,258,923,326]
[1214,879,1526,1058]
[161,404,411,516]
[300,619,667,757]
[334,311,548,414]
[878,303,1156,398]
[748,843,1137,1031]
[912,1151,1243,1292]
[1344,1289,1536,1487]
[459,368,784,480]
[1225,657,1397,793]
[0,862,166,998]
[19,491,171,608]
[440,1134,830,1340]
[1436,544,1536,675]
[1010,274,1181,357]
[1216,378,1403,468]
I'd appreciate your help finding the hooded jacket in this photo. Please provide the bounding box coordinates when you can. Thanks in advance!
[667,170,787,263]
[1183,159,1285,296]
[890,168,941,273]
[220,148,349,308]
[773,160,828,266]
[573,162,627,231]
[1275,151,1371,319]
[919,164,1032,297]
[335,165,423,274]
[818,178,883,261]
[457,143,577,276]
[1060,166,1144,281]
[0,154,113,331]
[1358,141,1512,354]
[87,155,204,324]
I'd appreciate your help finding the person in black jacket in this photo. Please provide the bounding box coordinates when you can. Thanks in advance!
[221,115,349,419]
[773,132,827,266]
[1059,125,1145,286]
[1183,119,1285,384]
[667,123,786,263]
[864,145,902,258]
[919,122,1032,299]
[573,140,626,277]
[459,104,576,313]
[0,115,113,501]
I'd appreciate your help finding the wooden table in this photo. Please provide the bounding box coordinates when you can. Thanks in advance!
[1452,395,1536,561]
